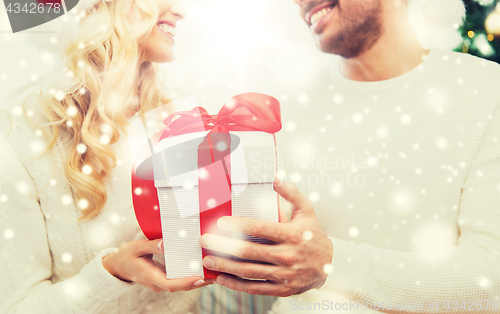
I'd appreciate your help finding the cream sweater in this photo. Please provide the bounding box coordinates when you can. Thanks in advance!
[0,92,200,313]
[272,49,500,313]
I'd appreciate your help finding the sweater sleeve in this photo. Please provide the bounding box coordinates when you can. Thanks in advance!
[318,103,500,313]
[0,121,136,313]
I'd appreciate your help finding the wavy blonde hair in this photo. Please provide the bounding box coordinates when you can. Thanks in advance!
[6,0,173,221]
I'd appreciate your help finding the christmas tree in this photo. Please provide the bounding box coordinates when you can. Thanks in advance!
[455,0,500,63]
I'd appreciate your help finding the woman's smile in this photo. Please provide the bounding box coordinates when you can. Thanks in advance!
[157,20,176,42]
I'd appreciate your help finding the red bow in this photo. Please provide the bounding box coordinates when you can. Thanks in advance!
[131,93,281,279]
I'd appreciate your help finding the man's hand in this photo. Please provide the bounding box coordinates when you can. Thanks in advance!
[198,178,333,297]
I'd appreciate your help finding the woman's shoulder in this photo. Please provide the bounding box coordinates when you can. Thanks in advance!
[0,87,62,179]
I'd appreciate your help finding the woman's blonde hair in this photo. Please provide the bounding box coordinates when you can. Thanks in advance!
[6,0,173,221]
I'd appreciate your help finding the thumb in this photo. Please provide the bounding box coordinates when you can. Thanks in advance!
[132,238,164,256]
[273,177,315,220]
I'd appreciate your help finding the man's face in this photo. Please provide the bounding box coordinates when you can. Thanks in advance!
[296,0,384,58]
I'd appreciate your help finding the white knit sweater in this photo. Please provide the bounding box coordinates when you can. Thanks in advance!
[271,49,500,313]
[0,92,200,313]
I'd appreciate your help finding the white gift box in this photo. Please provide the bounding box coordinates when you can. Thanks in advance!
[152,130,279,279]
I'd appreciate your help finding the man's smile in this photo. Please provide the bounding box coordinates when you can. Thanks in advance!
[304,1,338,27]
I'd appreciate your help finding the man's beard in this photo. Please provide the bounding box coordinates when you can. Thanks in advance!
[316,2,384,59]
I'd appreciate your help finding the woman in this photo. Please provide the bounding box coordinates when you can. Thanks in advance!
[0,0,212,312]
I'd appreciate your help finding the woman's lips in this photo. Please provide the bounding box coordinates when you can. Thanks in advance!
[157,22,175,41]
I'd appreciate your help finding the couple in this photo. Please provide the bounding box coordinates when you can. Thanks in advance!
[2,0,500,313]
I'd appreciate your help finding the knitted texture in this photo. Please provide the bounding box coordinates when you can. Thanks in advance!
[271,49,500,313]
[0,91,200,313]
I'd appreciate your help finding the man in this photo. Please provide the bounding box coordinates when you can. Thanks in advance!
[199,0,500,313]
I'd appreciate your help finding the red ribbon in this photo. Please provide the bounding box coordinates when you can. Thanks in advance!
[131,93,281,279]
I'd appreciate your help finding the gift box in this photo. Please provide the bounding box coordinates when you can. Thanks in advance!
[130,93,282,279]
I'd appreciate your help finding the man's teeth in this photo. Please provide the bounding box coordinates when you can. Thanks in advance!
[158,23,175,36]
[310,6,332,25]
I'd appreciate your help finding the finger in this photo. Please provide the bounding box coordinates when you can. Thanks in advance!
[131,239,164,257]
[273,178,314,219]
[165,276,208,292]
[203,255,290,281]
[216,274,289,297]
[136,258,205,292]
[199,234,279,264]
[279,208,289,223]
[216,216,285,242]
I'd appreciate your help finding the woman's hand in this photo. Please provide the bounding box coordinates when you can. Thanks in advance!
[102,239,213,292]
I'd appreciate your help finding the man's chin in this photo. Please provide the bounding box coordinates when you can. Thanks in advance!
[315,38,340,56]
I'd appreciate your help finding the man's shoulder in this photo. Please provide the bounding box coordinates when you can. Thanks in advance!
[436,49,500,83]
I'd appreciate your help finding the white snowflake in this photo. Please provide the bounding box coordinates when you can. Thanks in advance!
[76,144,87,154]
[61,253,73,263]
[189,260,200,271]
[183,180,194,190]
[478,276,491,289]
[198,168,209,180]
[323,263,333,274]
[179,230,187,238]
[435,137,449,150]
[401,114,411,124]
[309,192,319,202]
[4,229,14,239]
[100,135,111,145]
[78,199,89,210]
[285,121,297,132]
[82,165,92,175]
[302,230,313,241]
[61,195,73,205]
[207,198,217,209]
[352,113,363,124]
[377,126,389,138]
[332,93,344,105]
[348,226,359,238]
[109,212,121,225]
[67,106,78,116]
[16,181,30,195]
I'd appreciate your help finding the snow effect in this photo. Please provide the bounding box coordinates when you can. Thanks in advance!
[4,229,14,239]
[309,192,319,202]
[302,230,314,241]
[285,121,297,132]
[76,144,87,154]
[82,165,92,175]
[352,113,363,124]
[61,195,73,205]
[323,263,333,274]
[401,114,411,124]
[16,181,30,195]
[207,198,217,209]
[435,137,449,150]
[348,226,359,238]
[377,127,389,139]
[78,199,89,210]
[189,260,200,271]
[61,253,73,263]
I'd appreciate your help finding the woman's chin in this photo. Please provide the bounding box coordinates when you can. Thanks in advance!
[151,51,175,63]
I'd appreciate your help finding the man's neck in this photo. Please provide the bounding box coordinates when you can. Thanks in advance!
[338,4,429,82]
